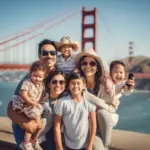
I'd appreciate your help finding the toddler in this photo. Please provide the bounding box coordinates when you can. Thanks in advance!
[97,60,134,150]
[11,60,47,150]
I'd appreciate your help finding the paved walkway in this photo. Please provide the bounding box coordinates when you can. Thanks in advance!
[0,117,150,150]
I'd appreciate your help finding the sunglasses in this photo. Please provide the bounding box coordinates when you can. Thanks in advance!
[42,50,56,56]
[81,61,97,67]
[51,80,65,85]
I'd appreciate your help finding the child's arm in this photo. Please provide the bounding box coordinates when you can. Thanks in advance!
[102,77,113,94]
[121,79,135,95]
[98,77,117,105]
[84,90,115,113]
[20,90,39,107]
[87,111,96,150]
[54,115,63,150]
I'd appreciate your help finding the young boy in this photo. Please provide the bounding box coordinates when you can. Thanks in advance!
[56,36,79,76]
[54,73,96,150]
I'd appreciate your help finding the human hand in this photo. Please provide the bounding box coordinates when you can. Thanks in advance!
[43,93,49,101]
[37,120,42,129]
[103,78,113,93]
[35,116,42,129]
[40,92,49,103]
[37,103,42,109]
[23,120,38,133]
[31,101,39,107]
[125,78,135,89]
[86,145,92,150]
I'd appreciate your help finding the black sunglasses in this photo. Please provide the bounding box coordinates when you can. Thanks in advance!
[51,80,65,85]
[42,50,56,56]
[81,61,97,67]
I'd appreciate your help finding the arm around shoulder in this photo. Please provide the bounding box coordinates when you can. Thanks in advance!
[7,101,37,133]
[84,90,115,113]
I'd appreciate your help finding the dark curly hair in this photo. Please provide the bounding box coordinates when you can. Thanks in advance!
[29,60,47,74]
[78,56,102,95]
[38,39,57,57]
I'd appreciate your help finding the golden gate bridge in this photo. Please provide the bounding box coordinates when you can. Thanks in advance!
[0,7,149,79]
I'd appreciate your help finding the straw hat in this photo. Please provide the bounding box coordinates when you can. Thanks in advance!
[75,48,104,75]
[56,36,79,52]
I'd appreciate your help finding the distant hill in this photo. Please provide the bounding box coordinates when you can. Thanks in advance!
[121,55,150,72]
[121,55,150,91]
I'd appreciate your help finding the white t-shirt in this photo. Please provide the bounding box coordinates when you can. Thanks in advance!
[54,95,96,149]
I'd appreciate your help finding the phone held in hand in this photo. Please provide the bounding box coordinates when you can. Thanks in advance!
[126,73,134,87]
[128,73,134,80]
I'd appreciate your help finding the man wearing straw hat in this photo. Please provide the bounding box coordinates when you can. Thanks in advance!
[56,36,79,76]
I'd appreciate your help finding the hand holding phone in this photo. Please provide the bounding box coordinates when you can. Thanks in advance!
[128,73,134,80]
[126,73,134,87]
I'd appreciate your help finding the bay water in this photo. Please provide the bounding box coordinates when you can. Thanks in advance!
[0,81,150,134]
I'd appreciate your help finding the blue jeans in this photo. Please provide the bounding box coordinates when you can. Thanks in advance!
[12,123,56,150]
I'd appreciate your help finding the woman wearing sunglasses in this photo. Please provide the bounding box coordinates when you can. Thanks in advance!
[7,39,61,150]
[40,70,66,150]
[75,48,116,150]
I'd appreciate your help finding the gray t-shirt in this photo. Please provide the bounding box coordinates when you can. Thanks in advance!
[39,98,57,142]
[54,95,96,149]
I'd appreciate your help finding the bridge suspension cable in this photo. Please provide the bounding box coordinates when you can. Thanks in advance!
[0,10,80,53]
[0,8,74,46]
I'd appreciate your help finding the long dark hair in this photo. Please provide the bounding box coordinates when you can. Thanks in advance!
[78,56,102,95]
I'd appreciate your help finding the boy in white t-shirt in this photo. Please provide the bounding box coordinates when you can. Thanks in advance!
[54,73,96,150]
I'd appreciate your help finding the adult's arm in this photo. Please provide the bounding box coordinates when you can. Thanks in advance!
[84,90,115,113]
[54,115,63,150]
[14,74,28,95]
[7,101,37,133]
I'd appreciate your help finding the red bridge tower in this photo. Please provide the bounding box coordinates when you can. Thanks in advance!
[81,7,97,52]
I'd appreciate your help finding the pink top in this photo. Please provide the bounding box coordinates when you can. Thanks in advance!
[97,78,133,111]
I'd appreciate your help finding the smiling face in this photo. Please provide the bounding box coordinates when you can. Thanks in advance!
[30,70,46,85]
[69,78,85,97]
[81,56,97,77]
[61,45,73,59]
[111,64,125,84]
[48,74,65,98]
[39,44,57,70]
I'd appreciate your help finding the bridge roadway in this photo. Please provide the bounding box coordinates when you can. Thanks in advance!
[0,64,150,79]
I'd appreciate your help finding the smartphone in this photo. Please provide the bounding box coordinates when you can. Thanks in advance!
[128,73,134,80]
[126,73,134,87]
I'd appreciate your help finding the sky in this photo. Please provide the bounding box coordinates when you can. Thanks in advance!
[0,0,150,64]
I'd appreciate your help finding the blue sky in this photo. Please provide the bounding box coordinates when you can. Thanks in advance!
[0,0,150,64]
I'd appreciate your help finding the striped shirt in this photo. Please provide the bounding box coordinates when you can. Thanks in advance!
[56,54,76,75]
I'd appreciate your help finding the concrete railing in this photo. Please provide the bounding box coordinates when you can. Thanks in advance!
[0,117,150,150]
